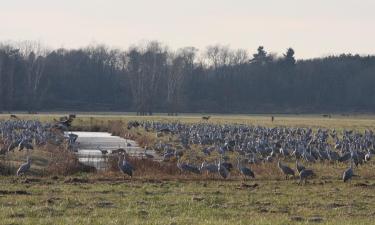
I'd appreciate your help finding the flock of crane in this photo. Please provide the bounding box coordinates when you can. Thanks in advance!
[0,115,76,176]
[126,121,371,183]
[0,116,368,184]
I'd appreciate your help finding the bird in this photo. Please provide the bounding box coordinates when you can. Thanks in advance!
[202,116,211,121]
[365,151,371,162]
[278,160,295,179]
[200,160,218,176]
[339,152,352,162]
[177,157,200,174]
[10,114,19,120]
[7,141,19,152]
[342,160,354,182]
[221,161,233,172]
[218,159,229,179]
[298,169,314,185]
[118,153,134,178]
[143,148,154,159]
[237,157,255,179]
[17,156,32,176]
[295,160,306,174]
[18,139,33,151]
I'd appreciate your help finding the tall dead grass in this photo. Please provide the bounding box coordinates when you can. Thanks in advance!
[44,144,95,175]
[107,156,179,178]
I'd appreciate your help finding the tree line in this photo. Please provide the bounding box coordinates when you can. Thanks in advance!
[1,41,375,114]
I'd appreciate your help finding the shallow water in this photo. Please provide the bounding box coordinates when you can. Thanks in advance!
[65,131,157,170]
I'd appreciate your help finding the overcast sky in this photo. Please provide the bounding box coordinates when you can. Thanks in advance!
[1,0,374,59]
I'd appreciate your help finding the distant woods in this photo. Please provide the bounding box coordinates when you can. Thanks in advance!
[1,40,375,114]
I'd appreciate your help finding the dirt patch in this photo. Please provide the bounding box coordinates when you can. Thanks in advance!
[21,178,42,183]
[0,190,31,195]
[8,212,26,218]
[46,197,62,204]
[236,183,259,190]
[354,182,375,188]
[327,202,346,209]
[308,216,324,223]
[290,216,304,222]
[96,201,115,208]
[64,177,89,183]
[192,196,205,201]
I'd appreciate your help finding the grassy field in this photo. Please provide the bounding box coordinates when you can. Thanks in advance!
[1,176,375,225]
[1,113,375,224]
[2,113,375,132]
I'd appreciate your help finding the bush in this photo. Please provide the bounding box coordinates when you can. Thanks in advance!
[44,144,96,175]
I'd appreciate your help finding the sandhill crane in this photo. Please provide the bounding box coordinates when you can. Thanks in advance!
[218,159,229,179]
[202,116,211,121]
[143,148,154,159]
[221,161,233,172]
[295,160,306,174]
[18,139,33,151]
[17,156,32,176]
[365,151,371,162]
[10,114,19,120]
[237,157,255,179]
[339,152,351,163]
[278,160,295,179]
[200,160,218,176]
[118,154,134,178]
[177,157,200,174]
[298,169,314,185]
[343,160,354,182]
[7,141,19,152]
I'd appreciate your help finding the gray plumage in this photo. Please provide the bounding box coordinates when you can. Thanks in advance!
[343,161,353,182]
[299,169,314,184]
[237,158,255,179]
[295,160,306,174]
[218,159,229,179]
[278,160,295,179]
[200,161,218,175]
[17,157,31,176]
[118,154,134,178]
[365,151,371,162]
[177,158,200,174]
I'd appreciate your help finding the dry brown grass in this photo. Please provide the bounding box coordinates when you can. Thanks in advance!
[107,156,179,177]
[43,144,95,175]
[0,156,16,175]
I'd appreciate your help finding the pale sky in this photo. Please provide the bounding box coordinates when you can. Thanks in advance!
[0,0,374,59]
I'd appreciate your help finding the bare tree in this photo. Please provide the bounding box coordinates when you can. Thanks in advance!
[205,44,232,68]
[166,47,197,115]
[0,49,4,111]
[166,54,184,115]
[126,47,144,114]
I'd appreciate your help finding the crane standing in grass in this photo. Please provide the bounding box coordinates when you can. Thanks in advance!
[177,157,201,174]
[237,157,255,180]
[17,156,32,176]
[218,158,229,179]
[343,160,354,182]
[278,160,295,180]
[118,153,135,179]
[298,169,314,185]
